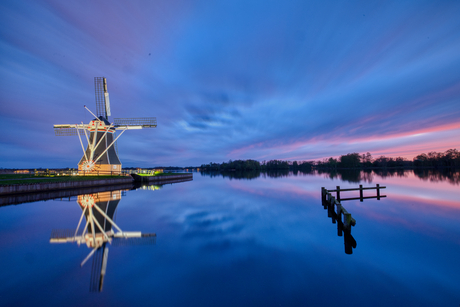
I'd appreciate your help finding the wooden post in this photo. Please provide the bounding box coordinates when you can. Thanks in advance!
[330,196,336,223]
[336,186,341,201]
[344,213,352,229]
[359,184,363,202]
[376,184,380,200]
[336,201,343,236]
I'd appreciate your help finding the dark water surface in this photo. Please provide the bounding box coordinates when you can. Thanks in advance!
[1,170,459,306]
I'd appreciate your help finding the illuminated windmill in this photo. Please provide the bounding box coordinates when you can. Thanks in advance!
[54,77,157,174]
[50,190,156,292]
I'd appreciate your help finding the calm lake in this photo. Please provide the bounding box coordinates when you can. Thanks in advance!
[1,170,459,307]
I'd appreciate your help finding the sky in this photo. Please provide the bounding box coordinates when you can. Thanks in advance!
[1,0,459,168]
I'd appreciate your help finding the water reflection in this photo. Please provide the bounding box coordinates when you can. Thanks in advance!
[50,189,157,292]
[413,168,460,185]
[137,184,162,191]
[321,185,387,254]
[1,171,460,306]
[200,169,459,185]
[322,197,357,254]
[200,169,292,180]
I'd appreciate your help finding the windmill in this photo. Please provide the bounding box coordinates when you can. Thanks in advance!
[50,190,157,292]
[54,77,157,174]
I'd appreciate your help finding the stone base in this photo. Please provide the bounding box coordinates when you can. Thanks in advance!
[78,163,122,175]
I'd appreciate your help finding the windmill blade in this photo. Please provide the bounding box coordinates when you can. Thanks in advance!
[113,131,119,156]
[114,117,157,129]
[90,245,108,292]
[94,77,107,118]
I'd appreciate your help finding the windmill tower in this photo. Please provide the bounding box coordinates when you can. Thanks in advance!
[54,77,157,174]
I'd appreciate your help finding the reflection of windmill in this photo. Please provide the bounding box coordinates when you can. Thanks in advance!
[53,77,157,174]
[50,190,156,292]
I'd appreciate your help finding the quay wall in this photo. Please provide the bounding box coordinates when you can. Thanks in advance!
[0,182,136,207]
[0,177,134,196]
[0,173,194,197]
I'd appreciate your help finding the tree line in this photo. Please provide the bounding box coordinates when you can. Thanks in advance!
[200,148,460,171]
[200,159,314,171]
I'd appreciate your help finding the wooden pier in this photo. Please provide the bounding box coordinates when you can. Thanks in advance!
[321,184,386,254]
[325,184,386,202]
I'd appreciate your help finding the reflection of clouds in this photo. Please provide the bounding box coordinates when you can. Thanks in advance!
[181,210,245,239]
[117,172,460,306]
[353,195,460,245]
[199,238,256,252]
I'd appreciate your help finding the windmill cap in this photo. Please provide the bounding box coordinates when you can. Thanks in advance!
[90,116,111,125]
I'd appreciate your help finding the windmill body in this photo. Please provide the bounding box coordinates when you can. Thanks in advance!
[54,77,156,174]
[78,191,121,248]
[78,116,122,173]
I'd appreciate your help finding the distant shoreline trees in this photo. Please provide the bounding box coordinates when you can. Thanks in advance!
[200,149,460,171]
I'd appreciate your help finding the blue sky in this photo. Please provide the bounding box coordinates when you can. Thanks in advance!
[1,0,459,168]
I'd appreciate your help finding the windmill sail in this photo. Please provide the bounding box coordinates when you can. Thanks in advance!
[54,127,79,136]
[54,124,87,136]
[114,118,157,128]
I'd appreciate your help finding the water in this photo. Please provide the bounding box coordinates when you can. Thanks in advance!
[0,170,459,306]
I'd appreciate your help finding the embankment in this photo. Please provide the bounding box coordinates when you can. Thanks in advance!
[0,173,193,196]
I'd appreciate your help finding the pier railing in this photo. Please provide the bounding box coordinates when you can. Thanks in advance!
[324,184,386,202]
[321,184,387,254]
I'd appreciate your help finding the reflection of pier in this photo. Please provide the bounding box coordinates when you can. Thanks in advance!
[321,185,386,254]
[0,182,135,207]
[50,190,156,292]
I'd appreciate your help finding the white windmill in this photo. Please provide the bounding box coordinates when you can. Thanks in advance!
[54,77,157,174]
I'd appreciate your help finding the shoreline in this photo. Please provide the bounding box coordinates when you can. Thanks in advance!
[0,173,193,196]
